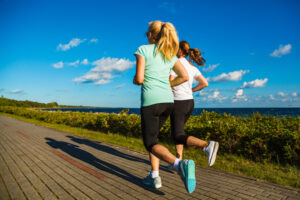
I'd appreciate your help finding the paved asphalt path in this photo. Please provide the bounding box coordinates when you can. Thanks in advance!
[0,115,299,200]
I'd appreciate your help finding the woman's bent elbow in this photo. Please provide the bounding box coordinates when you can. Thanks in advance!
[204,82,208,87]
[136,79,144,85]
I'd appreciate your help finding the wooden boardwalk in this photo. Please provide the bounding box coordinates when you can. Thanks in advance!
[0,115,299,200]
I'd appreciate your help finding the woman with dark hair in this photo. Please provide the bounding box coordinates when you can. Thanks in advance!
[169,41,219,168]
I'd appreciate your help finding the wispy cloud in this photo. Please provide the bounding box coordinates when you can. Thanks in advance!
[158,2,176,14]
[202,64,219,72]
[270,44,292,57]
[291,92,298,97]
[90,38,98,43]
[81,59,89,65]
[73,57,135,86]
[67,60,80,67]
[277,92,287,97]
[241,78,268,89]
[53,59,88,68]
[115,83,126,89]
[269,91,299,102]
[57,38,86,51]
[11,89,24,94]
[53,61,64,69]
[207,70,249,82]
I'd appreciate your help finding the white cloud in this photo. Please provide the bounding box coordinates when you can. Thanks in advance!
[278,92,286,97]
[95,79,110,85]
[241,78,268,88]
[81,59,89,65]
[291,92,298,97]
[91,57,135,73]
[202,64,219,72]
[53,59,90,68]
[236,89,243,96]
[11,89,24,94]
[53,61,64,69]
[73,57,135,86]
[269,94,275,100]
[232,89,247,102]
[67,60,80,67]
[270,44,292,57]
[115,83,126,89]
[199,90,208,96]
[57,38,86,51]
[207,90,226,102]
[208,70,249,82]
[73,72,111,83]
[90,38,98,43]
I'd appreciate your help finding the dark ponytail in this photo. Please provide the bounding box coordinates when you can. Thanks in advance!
[189,48,205,66]
[179,41,205,66]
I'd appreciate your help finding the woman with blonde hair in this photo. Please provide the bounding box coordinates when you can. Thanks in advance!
[133,21,196,193]
[169,41,219,168]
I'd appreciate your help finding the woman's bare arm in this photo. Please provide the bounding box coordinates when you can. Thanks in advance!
[133,55,145,85]
[170,60,189,87]
[192,74,208,92]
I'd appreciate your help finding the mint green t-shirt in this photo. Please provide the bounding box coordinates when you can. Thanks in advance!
[134,44,178,107]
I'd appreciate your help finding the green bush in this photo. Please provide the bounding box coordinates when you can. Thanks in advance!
[0,106,299,166]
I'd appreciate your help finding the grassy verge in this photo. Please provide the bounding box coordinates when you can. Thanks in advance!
[1,112,300,189]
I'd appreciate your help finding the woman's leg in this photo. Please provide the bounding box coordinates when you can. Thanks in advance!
[186,136,208,148]
[149,153,160,171]
[171,100,212,157]
[142,103,196,193]
[175,144,184,159]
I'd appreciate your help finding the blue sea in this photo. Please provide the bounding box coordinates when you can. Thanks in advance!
[43,107,300,117]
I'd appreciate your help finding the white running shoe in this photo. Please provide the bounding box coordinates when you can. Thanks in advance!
[203,141,219,166]
[142,175,162,189]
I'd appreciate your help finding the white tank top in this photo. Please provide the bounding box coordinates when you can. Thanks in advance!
[170,57,202,100]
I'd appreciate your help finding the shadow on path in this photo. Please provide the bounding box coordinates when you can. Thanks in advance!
[66,135,171,173]
[45,137,164,195]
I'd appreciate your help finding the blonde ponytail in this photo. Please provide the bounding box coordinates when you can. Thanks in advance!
[147,21,179,60]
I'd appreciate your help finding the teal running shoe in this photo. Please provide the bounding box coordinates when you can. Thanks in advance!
[179,160,196,193]
[142,175,162,189]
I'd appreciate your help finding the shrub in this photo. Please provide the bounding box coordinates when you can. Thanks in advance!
[0,106,299,165]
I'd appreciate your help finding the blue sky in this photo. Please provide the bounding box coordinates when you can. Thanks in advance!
[0,0,299,108]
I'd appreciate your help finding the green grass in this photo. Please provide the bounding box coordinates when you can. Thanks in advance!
[1,112,300,189]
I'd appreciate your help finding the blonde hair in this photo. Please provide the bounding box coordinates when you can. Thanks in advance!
[147,21,179,60]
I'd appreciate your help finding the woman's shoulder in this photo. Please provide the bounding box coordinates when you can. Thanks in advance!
[137,44,155,50]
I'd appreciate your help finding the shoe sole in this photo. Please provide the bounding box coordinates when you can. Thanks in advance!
[186,160,196,193]
[208,142,219,167]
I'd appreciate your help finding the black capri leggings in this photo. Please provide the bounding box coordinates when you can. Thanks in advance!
[170,99,194,145]
[141,103,174,152]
